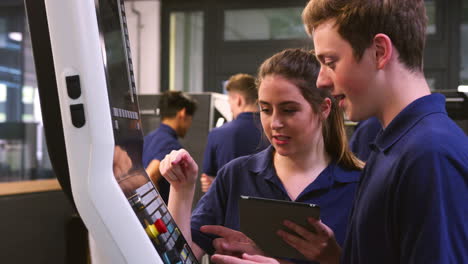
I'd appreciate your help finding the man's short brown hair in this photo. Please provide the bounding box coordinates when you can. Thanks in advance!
[302,0,427,71]
[226,73,258,105]
[158,91,197,120]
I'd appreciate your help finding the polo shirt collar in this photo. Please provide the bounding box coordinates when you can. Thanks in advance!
[237,112,259,120]
[373,93,446,152]
[248,145,274,175]
[247,145,360,190]
[159,123,178,139]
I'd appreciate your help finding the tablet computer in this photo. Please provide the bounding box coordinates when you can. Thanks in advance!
[239,195,320,261]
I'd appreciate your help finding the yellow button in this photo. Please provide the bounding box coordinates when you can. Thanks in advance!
[145,224,159,239]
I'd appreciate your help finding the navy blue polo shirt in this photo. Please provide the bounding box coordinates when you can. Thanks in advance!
[202,112,269,176]
[342,94,468,264]
[142,123,182,203]
[192,145,361,263]
[349,117,381,161]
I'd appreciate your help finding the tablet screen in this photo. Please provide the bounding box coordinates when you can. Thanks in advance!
[239,196,320,261]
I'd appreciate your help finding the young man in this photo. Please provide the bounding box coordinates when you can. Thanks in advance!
[142,91,197,203]
[200,73,268,192]
[211,0,468,264]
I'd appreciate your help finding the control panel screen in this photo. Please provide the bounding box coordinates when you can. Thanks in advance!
[95,0,198,263]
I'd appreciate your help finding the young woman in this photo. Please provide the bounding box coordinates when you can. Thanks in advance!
[159,48,364,263]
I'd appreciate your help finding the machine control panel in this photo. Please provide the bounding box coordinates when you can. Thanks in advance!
[129,182,198,264]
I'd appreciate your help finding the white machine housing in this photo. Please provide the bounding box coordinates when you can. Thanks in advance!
[42,0,169,263]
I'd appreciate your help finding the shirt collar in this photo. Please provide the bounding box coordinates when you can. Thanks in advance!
[373,93,447,152]
[247,145,360,188]
[159,123,178,139]
[236,112,259,120]
[248,145,274,175]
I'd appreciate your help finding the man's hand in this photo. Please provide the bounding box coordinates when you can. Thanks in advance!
[211,253,280,264]
[145,159,162,185]
[113,146,133,179]
[201,225,264,257]
[277,218,341,264]
[200,173,215,192]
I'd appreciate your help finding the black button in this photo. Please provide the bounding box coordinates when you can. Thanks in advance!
[66,75,81,99]
[167,249,181,262]
[70,104,85,128]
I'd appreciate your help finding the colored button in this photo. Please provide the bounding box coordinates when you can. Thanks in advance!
[162,252,171,264]
[167,223,174,233]
[154,219,168,233]
[145,224,159,239]
[180,249,188,260]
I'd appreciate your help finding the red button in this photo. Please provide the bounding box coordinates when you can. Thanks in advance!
[154,219,168,233]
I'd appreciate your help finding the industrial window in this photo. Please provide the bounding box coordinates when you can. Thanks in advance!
[224,7,307,41]
[169,11,204,92]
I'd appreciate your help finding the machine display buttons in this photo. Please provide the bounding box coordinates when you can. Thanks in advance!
[135,182,153,195]
[154,219,168,234]
[65,75,81,99]
[145,224,159,239]
[70,104,85,128]
[129,195,144,210]
[166,223,174,234]
[153,210,162,221]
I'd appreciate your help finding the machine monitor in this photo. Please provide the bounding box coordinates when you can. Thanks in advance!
[25,0,199,263]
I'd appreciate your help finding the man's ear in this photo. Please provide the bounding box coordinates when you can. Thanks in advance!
[237,94,245,107]
[373,33,393,70]
[321,97,332,120]
[177,108,187,119]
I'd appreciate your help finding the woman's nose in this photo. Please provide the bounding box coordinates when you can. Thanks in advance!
[271,114,284,130]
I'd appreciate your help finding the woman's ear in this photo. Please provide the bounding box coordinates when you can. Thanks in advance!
[373,33,393,70]
[320,97,332,120]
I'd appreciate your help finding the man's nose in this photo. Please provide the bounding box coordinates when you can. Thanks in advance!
[316,67,333,90]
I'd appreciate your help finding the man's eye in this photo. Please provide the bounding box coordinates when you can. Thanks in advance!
[260,108,270,113]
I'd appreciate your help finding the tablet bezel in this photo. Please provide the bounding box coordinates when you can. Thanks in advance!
[239,195,320,261]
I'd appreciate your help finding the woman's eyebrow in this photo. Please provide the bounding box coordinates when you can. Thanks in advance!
[258,101,299,106]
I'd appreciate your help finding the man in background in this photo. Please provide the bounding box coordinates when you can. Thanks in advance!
[200,74,269,192]
[143,91,197,203]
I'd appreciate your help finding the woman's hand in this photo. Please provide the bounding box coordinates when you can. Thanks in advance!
[277,218,341,264]
[201,225,264,257]
[159,149,198,191]
[211,253,280,264]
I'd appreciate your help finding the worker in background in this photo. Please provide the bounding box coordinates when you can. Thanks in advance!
[142,91,197,203]
[200,73,269,192]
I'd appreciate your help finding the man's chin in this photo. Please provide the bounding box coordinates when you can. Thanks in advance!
[344,110,358,122]
[345,110,365,122]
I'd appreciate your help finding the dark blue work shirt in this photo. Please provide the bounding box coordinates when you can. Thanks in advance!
[342,94,468,264]
[142,123,182,203]
[349,117,381,161]
[192,146,361,263]
[202,112,269,176]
